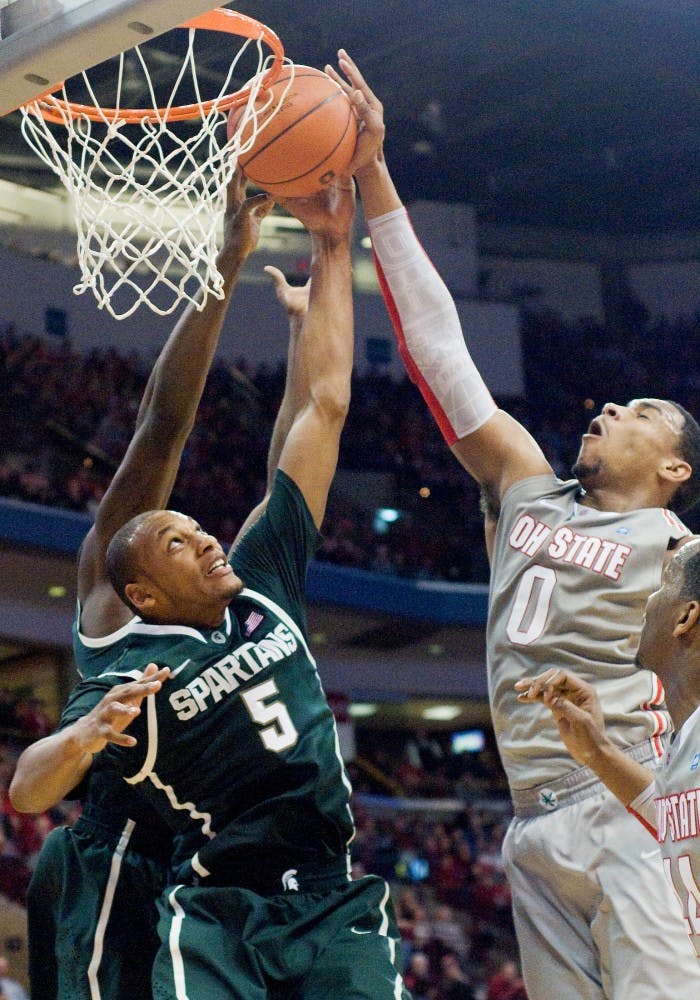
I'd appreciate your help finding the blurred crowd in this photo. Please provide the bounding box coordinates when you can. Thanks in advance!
[3,306,700,583]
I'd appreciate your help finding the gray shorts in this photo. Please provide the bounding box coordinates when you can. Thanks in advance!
[503,784,700,999]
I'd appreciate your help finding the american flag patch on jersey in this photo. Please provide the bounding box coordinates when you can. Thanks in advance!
[243,610,264,636]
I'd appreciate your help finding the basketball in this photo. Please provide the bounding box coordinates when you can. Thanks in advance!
[227,65,358,198]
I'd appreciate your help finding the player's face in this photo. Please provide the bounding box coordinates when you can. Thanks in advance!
[129,511,243,626]
[574,398,684,491]
[636,543,696,676]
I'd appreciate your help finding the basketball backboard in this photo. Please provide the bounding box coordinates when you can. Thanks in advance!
[0,0,221,115]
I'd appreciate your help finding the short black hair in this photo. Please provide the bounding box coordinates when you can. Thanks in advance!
[679,541,700,602]
[105,512,153,614]
[668,401,700,514]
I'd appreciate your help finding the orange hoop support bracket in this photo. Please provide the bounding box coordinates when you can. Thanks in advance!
[30,8,284,125]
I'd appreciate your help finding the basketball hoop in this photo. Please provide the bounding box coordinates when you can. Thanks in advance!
[18,8,287,320]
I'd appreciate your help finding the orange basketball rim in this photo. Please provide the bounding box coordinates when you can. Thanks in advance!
[31,8,285,125]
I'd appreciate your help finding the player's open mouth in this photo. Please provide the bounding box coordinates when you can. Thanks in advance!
[206,558,229,577]
[585,418,603,437]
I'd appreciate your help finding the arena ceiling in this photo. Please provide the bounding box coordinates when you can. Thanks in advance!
[0,0,698,235]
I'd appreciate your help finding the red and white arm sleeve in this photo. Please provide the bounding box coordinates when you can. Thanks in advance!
[367,207,496,446]
[627,781,658,838]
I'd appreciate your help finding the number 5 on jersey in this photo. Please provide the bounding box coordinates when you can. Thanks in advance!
[241,678,299,752]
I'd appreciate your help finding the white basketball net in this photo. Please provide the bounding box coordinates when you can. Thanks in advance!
[19,30,289,320]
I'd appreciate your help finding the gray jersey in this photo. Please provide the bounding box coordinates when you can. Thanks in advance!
[653,706,700,959]
[489,474,689,790]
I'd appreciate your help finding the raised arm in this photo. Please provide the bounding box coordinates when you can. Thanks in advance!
[327,51,551,511]
[9,665,168,813]
[262,267,311,488]
[274,179,356,528]
[229,266,310,549]
[78,173,273,635]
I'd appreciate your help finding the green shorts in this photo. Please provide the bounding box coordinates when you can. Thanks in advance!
[27,819,167,999]
[153,872,410,999]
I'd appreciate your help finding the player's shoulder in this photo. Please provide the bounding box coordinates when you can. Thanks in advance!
[500,472,573,513]
[267,468,312,521]
[75,584,135,643]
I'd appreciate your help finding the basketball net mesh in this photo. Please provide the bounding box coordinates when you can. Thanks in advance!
[19,30,290,320]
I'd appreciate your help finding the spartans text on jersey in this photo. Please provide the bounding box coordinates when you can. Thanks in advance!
[169,623,297,721]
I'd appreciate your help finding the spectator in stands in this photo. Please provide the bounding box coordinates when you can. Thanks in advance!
[435,951,476,1000]
[406,729,446,775]
[431,903,471,960]
[404,950,435,1000]
[486,959,527,1000]
[12,301,700,581]
[394,885,434,963]
[431,843,471,910]
[12,697,52,740]
[471,860,512,933]
[0,693,19,732]
[0,956,28,1000]
[0,822,31,906]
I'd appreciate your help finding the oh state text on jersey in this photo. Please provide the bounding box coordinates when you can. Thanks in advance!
[656,788,700,843]
[509,515,631,580]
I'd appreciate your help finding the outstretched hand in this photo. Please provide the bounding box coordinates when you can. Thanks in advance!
[514,668,608,766]
[263,265,310,318]
[325,49,386,176]
[222,167,275,260]
[277,175,356,243]
[74,663,170,755]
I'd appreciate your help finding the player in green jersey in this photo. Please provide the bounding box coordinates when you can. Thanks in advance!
[11,176,410,1000]
[13,171,274,1000]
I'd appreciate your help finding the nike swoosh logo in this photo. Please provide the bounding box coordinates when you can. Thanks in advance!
[351,928,372,935]
[169,659,191,679]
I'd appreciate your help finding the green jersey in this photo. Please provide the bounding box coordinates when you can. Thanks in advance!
[70,589,174,859]
[25,556,172,998]
[62,471,355,888]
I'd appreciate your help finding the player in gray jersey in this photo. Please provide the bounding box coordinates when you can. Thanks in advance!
[11,177,410,1000]
[326,49,700,999]
[11,171,275,999]
[516,536,700,961]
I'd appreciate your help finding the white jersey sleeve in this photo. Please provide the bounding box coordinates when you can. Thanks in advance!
[627,781,658,837]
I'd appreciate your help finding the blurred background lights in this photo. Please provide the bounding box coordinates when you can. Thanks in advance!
[348,702,378,718]
[421,704,461,721]
[373,507,402,535]
[451,729,486,754]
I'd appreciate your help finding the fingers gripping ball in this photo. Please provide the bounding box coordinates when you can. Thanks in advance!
[227,65,358,198]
